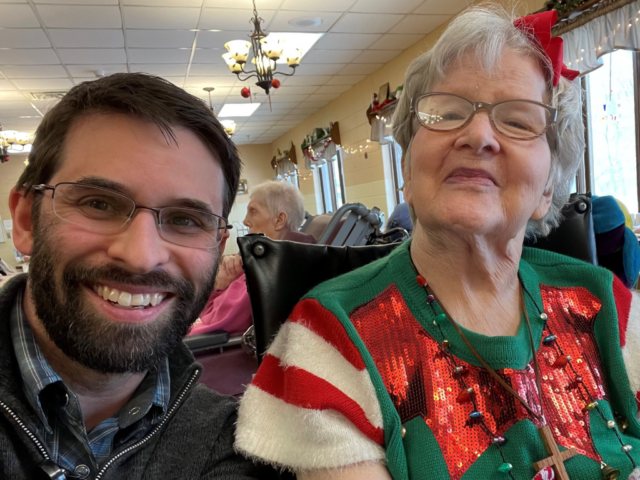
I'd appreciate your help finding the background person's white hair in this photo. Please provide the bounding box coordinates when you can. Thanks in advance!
[251,181,305,231]
[392,5,584,238]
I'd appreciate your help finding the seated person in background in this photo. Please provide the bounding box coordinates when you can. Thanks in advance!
[386,201,413,235]
[235,7,640,480]
[2,73,270,480]
[189,181,315,337]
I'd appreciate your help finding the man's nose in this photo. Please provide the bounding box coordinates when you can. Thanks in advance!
[106,210,170,273]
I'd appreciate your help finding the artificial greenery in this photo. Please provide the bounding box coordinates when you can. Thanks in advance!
[544,0,590,18]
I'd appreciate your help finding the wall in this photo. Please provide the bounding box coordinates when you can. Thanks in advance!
[0,156,27,268]
[269,0,546,222]
[224,143,274,255]
[0,145,273,265]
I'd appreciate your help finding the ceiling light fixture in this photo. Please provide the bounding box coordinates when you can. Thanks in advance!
[219,103,261,117]
[0,128,31,161]
[223,0,301,96]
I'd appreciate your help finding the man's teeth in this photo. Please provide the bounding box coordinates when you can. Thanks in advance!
[92,285,164,307]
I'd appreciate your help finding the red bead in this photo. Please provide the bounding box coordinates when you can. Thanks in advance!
[426,295,435,304]
[457,387,473,403]
[271,79,281,89]
[417,275,427,287]
[553,355,571,368]
[240,87,251,98]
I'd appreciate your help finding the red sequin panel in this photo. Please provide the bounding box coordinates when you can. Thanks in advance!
[349,284,606,480]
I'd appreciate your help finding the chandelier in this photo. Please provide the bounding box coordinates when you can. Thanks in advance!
[222,0,301,96]
[0,129,31,162]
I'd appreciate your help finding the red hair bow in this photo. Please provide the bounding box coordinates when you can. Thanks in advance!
[514,10,580,86]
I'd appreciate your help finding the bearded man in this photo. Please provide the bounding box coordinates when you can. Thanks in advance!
[0,73,272,480]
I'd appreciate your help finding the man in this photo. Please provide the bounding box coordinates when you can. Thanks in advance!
[189,181,315,337]
[1,73,271,480]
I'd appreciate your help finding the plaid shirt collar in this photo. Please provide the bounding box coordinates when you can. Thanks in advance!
[10,288,171,433]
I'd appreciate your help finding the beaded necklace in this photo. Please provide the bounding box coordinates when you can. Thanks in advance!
[408,252,635,480]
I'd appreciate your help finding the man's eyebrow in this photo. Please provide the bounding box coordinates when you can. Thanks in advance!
[76,176,133,196]
[169,198,215,214]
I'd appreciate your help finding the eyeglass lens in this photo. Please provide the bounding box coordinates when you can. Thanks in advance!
[416,94,550,139]
[51,183,225,249]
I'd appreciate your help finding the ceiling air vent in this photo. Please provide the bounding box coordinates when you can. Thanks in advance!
[29,91,67,101]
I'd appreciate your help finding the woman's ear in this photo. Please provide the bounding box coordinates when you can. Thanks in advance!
[402,153,413,207]
[273,211,288,232]
[9,186,36,255]
[531,186,554,220]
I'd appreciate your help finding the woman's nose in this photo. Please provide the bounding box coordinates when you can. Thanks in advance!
[453,111,501,155]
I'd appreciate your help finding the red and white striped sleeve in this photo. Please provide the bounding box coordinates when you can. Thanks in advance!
[613,276,640,417]
[235,298,386,472]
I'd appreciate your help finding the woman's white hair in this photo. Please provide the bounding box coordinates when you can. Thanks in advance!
[251,180,305,231]
[392,5,584,238]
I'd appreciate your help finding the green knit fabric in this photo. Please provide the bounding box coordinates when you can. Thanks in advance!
[304,241,640,480]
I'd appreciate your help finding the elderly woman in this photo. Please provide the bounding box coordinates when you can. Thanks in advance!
[189,181,315,336]
[235,7,640,480]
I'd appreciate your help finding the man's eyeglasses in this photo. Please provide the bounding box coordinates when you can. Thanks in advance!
[32,182,231,250]
[410,93,558,140]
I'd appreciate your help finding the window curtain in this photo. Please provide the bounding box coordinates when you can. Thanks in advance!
[275,158,298,180]
[370,115,394,144]
[303,139,337,169]
[560,0,640,75]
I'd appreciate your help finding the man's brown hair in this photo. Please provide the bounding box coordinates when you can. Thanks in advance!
[17,73,241,218]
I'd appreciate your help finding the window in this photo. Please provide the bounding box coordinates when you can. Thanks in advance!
[586,49,639,212]
[317,149,346,213]
[388,138,404,205]
[285,171,299,188]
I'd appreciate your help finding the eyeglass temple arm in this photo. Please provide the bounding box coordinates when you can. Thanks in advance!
[30,184,55,192]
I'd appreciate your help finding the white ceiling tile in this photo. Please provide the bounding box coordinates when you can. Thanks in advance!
[325,74,365,85]
[49,29,124,48]
[34,0,118,4]
[37,5,122,29]
[279,75,331,86]
[271,85,318,95]
[301,49,362,64]
[0,5,40,27]
[351,0,424,13]
[268,10,341,33]
[338,63,383,75]
[195,30,247,49]
[188,64,229,76]
[389,14,450,34]
[369,33,423,50]
[124,0,201,6]
[128,48,192,63]
[313,33,380,50]
[191,49,226,64]
[315,85,350,94]
[300,101,328,109]
[269,94,309,103]
[280,0,355,11]
[0,80,16,91]
[0,29,50,48]
[0,0,26,3]
[185,86,232,97]
[199,9,275,31]
[59,49,126,64]
[307,93,339,102]
[294,63,345,75]
[0,109,41,118]
[127,30,195,48]
[415,0,472,15]
[0,91,30,100]
[0,100,33,110]
[257,102,300,111]
[130,63,188,76]
[0,49,59,65]
[12,78,73,91]
[184,76,236,87]
[66,64,128,76]
[204,0,281,6]
[353,49,401,64]
[1,64,69,78]
[123,6,200,29]
[331,13,403,34]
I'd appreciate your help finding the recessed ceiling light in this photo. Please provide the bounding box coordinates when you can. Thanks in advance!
[219,103,261,117]
[288,17,323,28]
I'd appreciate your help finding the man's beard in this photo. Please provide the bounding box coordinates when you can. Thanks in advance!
[28,220,218,374]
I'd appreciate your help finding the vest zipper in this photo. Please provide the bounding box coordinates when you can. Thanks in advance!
[0,398,50,460]
[94,368,200,480]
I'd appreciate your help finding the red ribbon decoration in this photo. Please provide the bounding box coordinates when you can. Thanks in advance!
[514,10,580,86]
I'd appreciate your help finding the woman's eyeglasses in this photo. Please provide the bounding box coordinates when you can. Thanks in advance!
[410,93,558,140]
[32,182,231,250]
